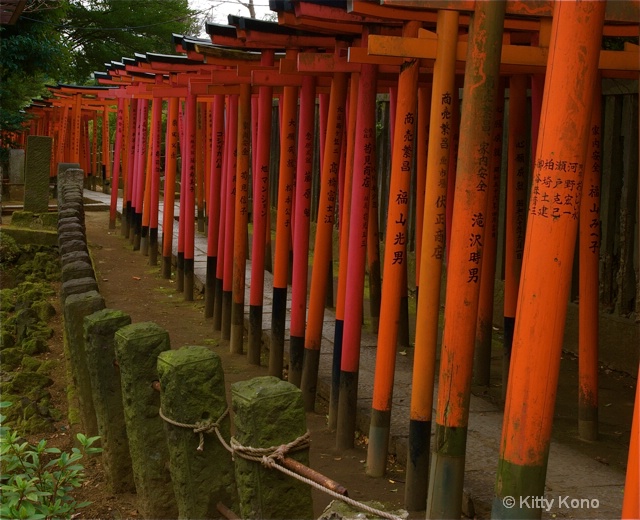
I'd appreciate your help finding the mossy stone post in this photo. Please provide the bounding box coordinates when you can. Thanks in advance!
[232,376,313,519]
[23,136,53,213]
[157,346,237,518]
[63,290,105,437]
[84,309,135,494]
[115,322,177,519]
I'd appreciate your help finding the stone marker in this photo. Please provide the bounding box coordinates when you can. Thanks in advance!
[232,376,313,519]
[115,322,177,519]
[63,290,105,437]
[9,149,25,184]
[84,309,135,494]
[158,346,238,519]
[23,136,53,213]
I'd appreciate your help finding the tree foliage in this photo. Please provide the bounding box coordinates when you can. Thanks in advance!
[0,0,199,137]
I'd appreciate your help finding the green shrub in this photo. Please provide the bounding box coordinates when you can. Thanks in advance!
[0,402,102,520]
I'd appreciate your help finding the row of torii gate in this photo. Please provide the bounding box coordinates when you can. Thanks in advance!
[20,1,639,518]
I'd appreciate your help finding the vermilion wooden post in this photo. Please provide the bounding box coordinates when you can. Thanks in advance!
[196,102,206,233]
[248,50,275,365]
[404,9,459,510]
[336,62,378,449]
[415,84,432,300]
[503,74,528,397]
[445,85,460,256]
[367,148,382,335]
[162,97,179,279]
[300,67,349,411]
[205,95,225,318]
[128,99,141,242]
[622,372,640,519]
[330,70,359,429]
[214,96,230,330]
[221,94,239,340]
[148,97,163,266]
[109,97,125,229]
[183,93,198,301]
[123,99,137,238]
[366,19,421,463]
[231,83,252,355]
[472,79,505,387]
[133,99,149,251]
[176,97,189,292]
[426,2,506,517]
[91,113,98,181]
[270,64,299,377]
[101,107,111,193]
[493,3,606,518]
[288,74,317,387]
[141,122,153,255]
[71,93,82,164]
[578,80,602,441]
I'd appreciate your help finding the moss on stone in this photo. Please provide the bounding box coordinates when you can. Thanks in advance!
[20,355,42,372]
[2,347,25,370]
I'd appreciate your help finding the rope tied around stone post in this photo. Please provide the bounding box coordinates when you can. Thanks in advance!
[158,406,404,520]
[159,406,229,452]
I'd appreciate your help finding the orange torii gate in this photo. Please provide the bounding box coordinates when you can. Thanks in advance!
[356,0,638,517]
[17,1,638,516]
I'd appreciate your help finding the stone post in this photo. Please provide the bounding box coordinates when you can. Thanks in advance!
[23,136,53,213]
[63,290,105,437]
[232,376,313,519]
[115,322,177,519]
[157,346,237,518]
[83,309,135,494]
[9,149,25,183]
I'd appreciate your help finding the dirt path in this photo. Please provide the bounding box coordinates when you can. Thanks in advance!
[80,210,407,519]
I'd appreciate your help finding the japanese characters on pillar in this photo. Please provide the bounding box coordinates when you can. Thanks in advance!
[432,90,453,262]
[322,107,344,228]
[389,110,415,269]
[585,124,601,253]
[530,156,583,223]
[466,141,489,285]
[282,117,297,230]
[238,121,250,221]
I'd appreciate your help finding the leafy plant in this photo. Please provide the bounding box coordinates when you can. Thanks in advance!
[0,402,102,520]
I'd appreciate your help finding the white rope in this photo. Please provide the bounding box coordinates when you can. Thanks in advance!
[161,407,404,520]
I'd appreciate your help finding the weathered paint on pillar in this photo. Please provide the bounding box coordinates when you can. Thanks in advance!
[426,2,506,518]
[231,84,251,354]
[205,95,225,318]
[248,50,275,366]
[83,308,135,494]
[184,94,197,301]
[149,97,163,266]
[162,97,179,279]
[300,68,348,411]
[336,62,377,450]
[289,74,316,387]
[270,73,298,378]
[415,83,432,297]
[472,80,505,387]
[222,95,239,340]
[157,346,237,519]
[110,97,125,229]
[366,19,421,464]
[330,70,359,429]
[115,322,177,519]
[578,83,602,442]
[503,74,528,397]
[492,3,606,518]
[232,376,313,519]
[404,9,459,511]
